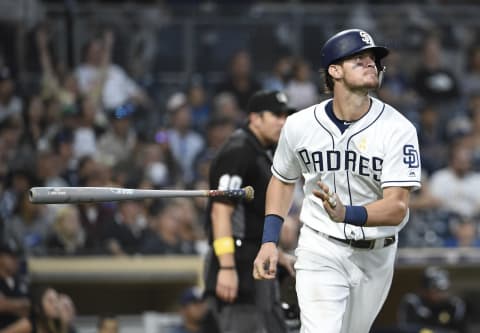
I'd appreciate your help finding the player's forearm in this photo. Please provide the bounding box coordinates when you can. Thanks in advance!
[265,176,295,218]
[365,187,410,227]
[211,202,236,267]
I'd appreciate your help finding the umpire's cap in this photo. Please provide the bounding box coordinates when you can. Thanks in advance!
[320,29,389,69]
[247,90,294,115]
[422,266,450,291]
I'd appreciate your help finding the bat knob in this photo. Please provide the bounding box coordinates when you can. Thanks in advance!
[243,186,255,201]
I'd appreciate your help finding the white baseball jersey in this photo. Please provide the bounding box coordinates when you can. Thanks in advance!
[272,96,421,240]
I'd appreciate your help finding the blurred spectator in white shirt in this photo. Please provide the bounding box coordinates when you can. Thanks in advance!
[429,138,480,218]
[75,30,148,111]
[284,58,318,110]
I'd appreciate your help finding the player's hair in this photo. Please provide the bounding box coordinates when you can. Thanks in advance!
[323,69,334,92]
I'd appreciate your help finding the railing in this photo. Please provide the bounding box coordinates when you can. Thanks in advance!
[26,251,480,327]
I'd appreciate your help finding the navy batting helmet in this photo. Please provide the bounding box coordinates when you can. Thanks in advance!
[320,29,389,70]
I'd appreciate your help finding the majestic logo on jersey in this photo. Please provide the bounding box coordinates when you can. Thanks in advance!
[297,149,383,181]
[403,144,419,168]
[360,31,374,46]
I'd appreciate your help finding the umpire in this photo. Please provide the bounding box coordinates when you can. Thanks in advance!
[204,90,294,333]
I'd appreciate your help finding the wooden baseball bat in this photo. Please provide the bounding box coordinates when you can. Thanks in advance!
[29,186,254,204]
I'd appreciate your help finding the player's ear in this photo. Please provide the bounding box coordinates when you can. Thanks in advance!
[328,64,342,79]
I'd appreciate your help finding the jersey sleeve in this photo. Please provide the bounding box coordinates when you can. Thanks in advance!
[381,121,422,191]
[271,119,302,183]
[209,145,250,205]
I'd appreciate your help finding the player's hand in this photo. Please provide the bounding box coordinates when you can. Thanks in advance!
[216,268,238,303]
[278,249,296,277]
[313,181,346,223]
[253,242,278,280]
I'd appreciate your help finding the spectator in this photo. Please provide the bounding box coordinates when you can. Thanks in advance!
[58,294,77,333]
[0,67,22,125]
[51,128,77,187]
[135,143,171,189]
[31,286,74,333]
[72,96,102,161]
[96,103,138,168]
[211,92,243,126]
[101,201,146,256]
[262,55,293,92]
[186,77,211,134]
[35,25,78,117]
[194,116,236,183]
[35,151,68,188]
[216,50,261,113]
[75,30,148,111]
[5,192,50,256]
[429,139,480,218]
[0,241,31,333]
[164,93,205,187]
[284,58,319,110]
[96,314,118,333]
[0,169,35,225]
[139,201,196,255]
[417,104,449,175]
[462,43,480,97]
[167,287,211,333]
[171,198,203,255]
[413,34,460,113]
[23,95,50,152]
[45,205,85,256]
[466,93,480,170]
[444,214,480,248]
[0,115,26,172]
[397,266,468,333]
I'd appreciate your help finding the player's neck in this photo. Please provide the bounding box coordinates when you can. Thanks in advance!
[332,90,371,121]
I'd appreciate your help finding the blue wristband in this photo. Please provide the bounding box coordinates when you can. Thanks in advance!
[262,214,284,244]
[344,205,368,226]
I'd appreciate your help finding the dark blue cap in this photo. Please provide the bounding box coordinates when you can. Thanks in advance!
[179,287,204,306]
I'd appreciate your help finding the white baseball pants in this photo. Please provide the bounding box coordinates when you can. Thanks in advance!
[295,224,397,333]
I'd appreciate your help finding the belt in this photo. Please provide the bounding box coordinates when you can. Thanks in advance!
[306,225,396,250]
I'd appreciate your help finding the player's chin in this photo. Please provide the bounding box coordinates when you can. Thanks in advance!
[363,80,380,90]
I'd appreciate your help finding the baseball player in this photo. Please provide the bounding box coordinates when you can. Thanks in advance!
[397,266,467,333]
[204,90,295,333]
[253,29,422,333]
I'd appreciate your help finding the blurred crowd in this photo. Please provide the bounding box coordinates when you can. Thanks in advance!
[1,3,480,262]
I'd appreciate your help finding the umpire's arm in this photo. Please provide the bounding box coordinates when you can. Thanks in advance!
[211,201,238,302]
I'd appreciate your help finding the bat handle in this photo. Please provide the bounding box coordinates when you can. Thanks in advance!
[209,186,254,201]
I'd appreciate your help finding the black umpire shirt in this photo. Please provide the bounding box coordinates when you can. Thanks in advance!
[204,126,274,303]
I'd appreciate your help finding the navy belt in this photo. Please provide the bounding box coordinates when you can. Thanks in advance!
[306,225,396,249]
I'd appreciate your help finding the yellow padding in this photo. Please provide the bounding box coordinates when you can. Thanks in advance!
[213,237,235,256]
